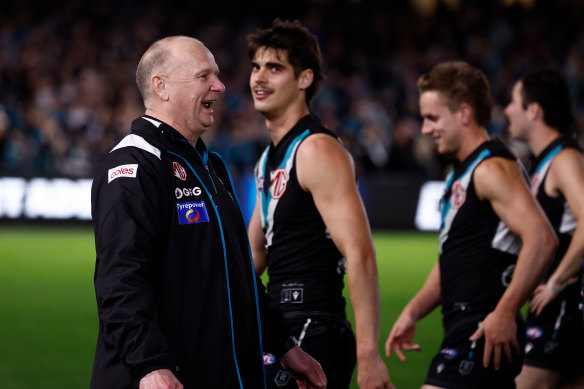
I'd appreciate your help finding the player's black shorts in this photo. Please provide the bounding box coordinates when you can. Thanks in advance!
[262,311,356,389]
[425,312,525,389]
[523,286,584,376]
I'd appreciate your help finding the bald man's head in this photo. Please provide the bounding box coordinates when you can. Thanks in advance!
[135,36,204,108]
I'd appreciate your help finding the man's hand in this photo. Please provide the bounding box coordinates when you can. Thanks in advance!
[469,311,521,371]
[530,278,578,316]
[385,311,422,362]
[139,369,183,389]
[357,351,395,389]
[280,346,327,389]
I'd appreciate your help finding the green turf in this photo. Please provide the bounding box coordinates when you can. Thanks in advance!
[345,231,442,388]
[0,226,442,388]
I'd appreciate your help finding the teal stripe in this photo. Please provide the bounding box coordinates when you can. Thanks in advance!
[261,129,311,226]
[212,151,268,389]
[179,139,216,193]
[167,151,244,389]
[536,144,562,174]
[440,149,491,228]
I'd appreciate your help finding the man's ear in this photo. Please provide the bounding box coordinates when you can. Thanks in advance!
[151,75,169,101]
[298,69,314,90]
[459,103,472,126]
[526,102,541,121]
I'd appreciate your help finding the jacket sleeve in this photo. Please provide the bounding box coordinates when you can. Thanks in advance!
[91,149,175,380]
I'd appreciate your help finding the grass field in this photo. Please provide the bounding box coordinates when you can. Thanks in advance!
[0,226,442,388]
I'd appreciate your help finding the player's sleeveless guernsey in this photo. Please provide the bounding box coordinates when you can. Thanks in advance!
[522,136,584,373]
[439,138,522,323]
[529,137,581,274]
[254,114,345,315]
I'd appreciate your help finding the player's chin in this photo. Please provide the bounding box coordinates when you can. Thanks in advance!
[252,100,271,113]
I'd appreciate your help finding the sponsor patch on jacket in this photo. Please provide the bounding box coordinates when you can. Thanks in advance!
[263,353,276,365]
[177,201,209,225]
[175,187,202,199]
[108,164,138,183]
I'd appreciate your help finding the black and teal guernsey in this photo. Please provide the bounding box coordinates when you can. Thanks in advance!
[529,137,582,275]
[523,136,584,358]
[254,114,346,315]
[438,138,522,324]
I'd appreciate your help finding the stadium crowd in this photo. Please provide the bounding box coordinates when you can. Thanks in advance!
[1,0,583,180]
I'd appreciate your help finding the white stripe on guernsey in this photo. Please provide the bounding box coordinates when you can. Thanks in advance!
[255,147,270,239]
[560,202,577,235]
[142,116,162,127]
[110,134,161,160]
[491,221,521,255]
[554,300,566,331]
[264,136,306,247]
[438,151,488,255]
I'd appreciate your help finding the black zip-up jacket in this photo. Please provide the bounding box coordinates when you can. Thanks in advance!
[91,116,290,389]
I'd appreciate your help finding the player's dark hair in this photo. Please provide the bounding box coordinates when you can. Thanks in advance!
[247,18,325,108]
[520,70,575,135]
[417,61,493,128]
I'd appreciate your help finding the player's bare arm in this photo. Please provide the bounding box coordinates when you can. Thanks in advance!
[248,202,268,274]
[297,133,394,389]
[530,148,584,315]
[470,157,557,370]
[386,262,441,362]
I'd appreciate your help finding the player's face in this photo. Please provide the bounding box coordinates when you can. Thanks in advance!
[250,47,305,120]
[419,90,463,156]
[165,40,225,134]
[504,82,529,140]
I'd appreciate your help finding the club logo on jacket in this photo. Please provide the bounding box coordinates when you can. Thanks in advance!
[270,168,288,199]
[177,201,209,225]
[173,162,187,181]
[108,164,138,183]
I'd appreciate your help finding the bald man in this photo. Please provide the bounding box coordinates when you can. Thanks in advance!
[90,36,326,389]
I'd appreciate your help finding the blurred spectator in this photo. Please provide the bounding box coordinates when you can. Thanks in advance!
[0,0,583,179]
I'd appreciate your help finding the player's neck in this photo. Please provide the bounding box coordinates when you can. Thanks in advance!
[264,105,310,146]
[456,127,490,162]
[529,125,561,158]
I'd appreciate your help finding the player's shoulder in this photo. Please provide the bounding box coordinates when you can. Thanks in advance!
[554,145,584,165]
[297,133,350,167]
[474,156,520,182]
[473,156,526,201]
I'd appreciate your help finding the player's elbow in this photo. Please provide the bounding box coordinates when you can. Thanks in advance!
[542,227,559,258]
[535,227,559,274]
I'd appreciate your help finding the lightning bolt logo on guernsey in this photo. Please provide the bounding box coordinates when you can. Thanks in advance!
[177,201,209,225]
[270,168,289,199]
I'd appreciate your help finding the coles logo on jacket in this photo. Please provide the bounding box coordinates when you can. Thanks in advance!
[177,201,210,225]
[108,164,138,183]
